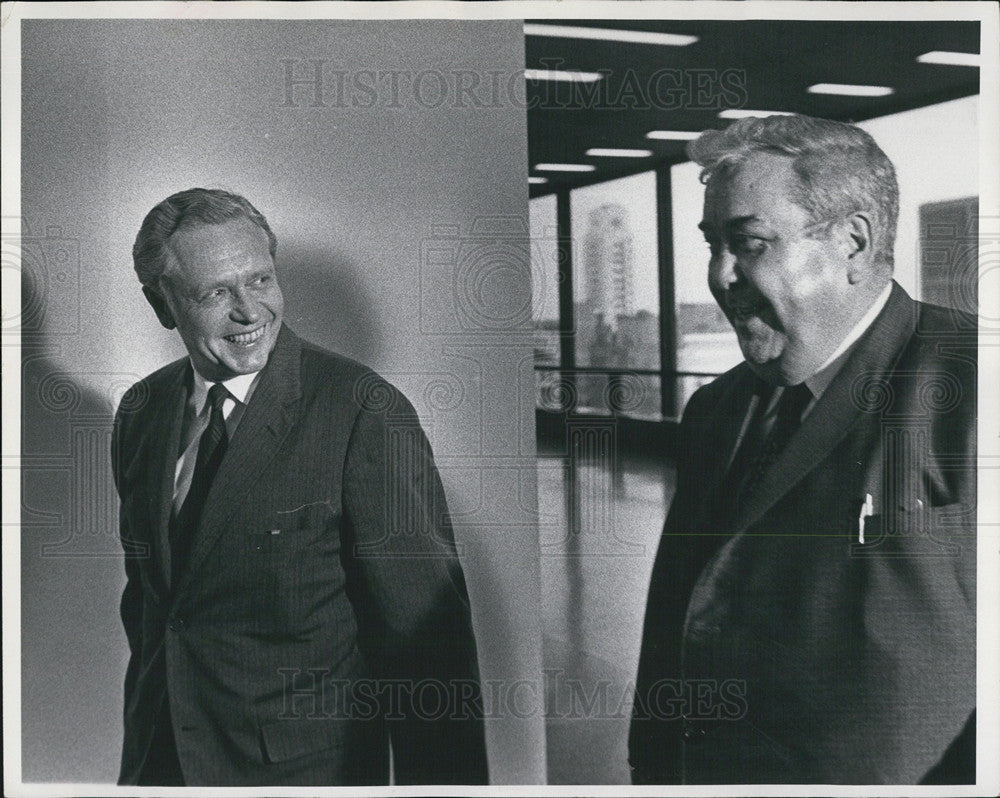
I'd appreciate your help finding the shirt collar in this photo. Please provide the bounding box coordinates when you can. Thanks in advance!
[189,364,262,412]
[804,281,892,401]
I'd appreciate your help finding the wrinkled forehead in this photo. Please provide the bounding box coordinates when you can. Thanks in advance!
[702,152,803,222]
[162,218,273,285]
[707,150,798,194]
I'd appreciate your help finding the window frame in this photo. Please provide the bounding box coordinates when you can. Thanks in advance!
[531,165,727,421]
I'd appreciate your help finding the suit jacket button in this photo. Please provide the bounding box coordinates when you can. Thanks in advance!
[682,717,707,745]
[167,614,185,631]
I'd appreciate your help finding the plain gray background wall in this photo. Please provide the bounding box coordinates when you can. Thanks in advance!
[20,19,544,784]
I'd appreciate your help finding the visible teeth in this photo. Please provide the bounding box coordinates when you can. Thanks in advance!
[226,326,265,345]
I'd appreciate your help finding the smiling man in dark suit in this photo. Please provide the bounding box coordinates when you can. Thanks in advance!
[629,116,976,784]
[113,188,487,786]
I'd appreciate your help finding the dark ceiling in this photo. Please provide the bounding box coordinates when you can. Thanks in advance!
[525,20,980,197]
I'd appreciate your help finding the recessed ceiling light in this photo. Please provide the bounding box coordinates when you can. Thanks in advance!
[718,109,796,119]
[585,148,653,158]
[917,50,980,67]
[534,163,597,173]
[808,83,894,97]
[528,177,549,185]
[524,68,603,83]
[646,130,702,141]
[524,23,698,47]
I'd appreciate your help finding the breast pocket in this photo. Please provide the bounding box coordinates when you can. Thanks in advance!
[249,502,336,552]
[246,502,344,634]
[849,500,973,560]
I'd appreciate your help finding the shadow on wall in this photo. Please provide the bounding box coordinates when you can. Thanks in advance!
[20,257,128,782]
[278,243,383,365]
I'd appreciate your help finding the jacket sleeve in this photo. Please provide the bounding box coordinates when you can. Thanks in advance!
[340,381,488,784]
[629,381,715,781]
[112,399,143,713]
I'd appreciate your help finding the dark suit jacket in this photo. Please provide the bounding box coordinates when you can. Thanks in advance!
[630,283,976,784]
[113,325,487,786]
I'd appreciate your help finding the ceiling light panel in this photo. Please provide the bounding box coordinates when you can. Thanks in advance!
[585,148,653,158]
[524,23,698,47]
[534,163,597,173]
[808,83,894,97]
[718,109,795,119]
[524,68,603,83]
[917,51,980,67]
[646,130,702,140]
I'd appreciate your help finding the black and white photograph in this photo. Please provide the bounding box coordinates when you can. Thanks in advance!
[2,1,998,795]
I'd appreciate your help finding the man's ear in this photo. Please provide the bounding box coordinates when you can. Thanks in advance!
[142,284,177,330]
[842,212,873,284]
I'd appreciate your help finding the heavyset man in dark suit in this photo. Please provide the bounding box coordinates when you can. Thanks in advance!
[630,115,976,784]
[113,188,487,785]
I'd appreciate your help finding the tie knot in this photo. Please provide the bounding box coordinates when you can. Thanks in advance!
[776,382,812,422]
[207,383,229,413]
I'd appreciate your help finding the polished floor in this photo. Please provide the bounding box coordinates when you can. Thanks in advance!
[538,444,676,784]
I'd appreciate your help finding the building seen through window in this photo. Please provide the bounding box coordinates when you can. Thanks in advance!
[531,167,738,423]
[572,172,661,419]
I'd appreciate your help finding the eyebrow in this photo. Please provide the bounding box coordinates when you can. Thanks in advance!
[195,281,226,297]
[698,215,763,233]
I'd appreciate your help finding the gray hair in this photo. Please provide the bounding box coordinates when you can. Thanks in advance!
[688,115,898,269]
[133,188,277,287]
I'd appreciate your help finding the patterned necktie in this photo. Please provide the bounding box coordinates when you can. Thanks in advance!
[170,382,229,583]
[724,382,813,516]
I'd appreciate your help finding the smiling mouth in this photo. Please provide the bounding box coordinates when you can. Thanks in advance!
[224,325,267,346]
[728,297,760,323]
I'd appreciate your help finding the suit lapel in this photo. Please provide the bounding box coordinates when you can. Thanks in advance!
[715,371,763,478]
[698,370,761,521]
[731,282,918,534]
[136,360,189,593]
[172,326,303,599]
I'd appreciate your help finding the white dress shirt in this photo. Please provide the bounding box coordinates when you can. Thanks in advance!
[172,366,263,514]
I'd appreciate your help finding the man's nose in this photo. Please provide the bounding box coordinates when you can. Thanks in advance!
[708,248,740,292]
[229,289,262,323]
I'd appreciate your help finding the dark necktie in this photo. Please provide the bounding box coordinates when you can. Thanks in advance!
[725,382,813,515]
[170,382,229,583]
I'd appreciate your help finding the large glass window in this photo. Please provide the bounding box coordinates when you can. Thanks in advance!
[671,161,742,415]
[530,195,568,412]
[531,167,739,423]
[530,194,560,366]
[569,172,661,419]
